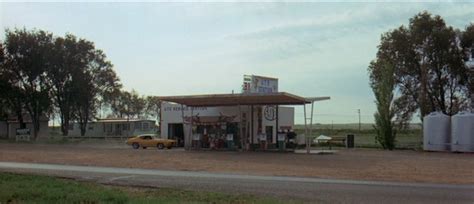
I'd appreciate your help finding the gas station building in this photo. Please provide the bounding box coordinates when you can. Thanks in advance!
[158,75,330,150]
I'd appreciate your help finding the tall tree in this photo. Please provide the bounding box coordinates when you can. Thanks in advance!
[374,11,469,123]
[461,23,474,110]
[369,60,397,150]
[461,23,474,55]
[3,29,53,139]
[0,51,26,125]
[73,45,121,136]
[0,42,4,63]
[48,34,83,136]
[0,42,9,120]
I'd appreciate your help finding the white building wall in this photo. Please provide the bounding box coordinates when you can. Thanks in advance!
[260,106,294,144]
[68,123,103,137]
[68,120,156,137]
[161,102,241,139]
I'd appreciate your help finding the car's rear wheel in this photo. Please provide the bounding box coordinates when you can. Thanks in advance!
[157,143,164,149]
[132,143,140,149]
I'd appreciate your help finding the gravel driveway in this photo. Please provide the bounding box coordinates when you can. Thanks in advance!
[0,142,472,184]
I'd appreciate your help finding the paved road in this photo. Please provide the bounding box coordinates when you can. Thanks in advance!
[0,162,472,203]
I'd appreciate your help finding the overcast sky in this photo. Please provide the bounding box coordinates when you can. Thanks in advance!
[1,2,473,124]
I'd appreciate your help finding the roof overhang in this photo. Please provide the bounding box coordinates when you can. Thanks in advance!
[157,92,330,107]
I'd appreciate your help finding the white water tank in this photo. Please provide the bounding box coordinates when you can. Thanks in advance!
[423,112,450,151]
[451,112,474,152]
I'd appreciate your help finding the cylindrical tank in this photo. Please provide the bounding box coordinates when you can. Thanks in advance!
[423,112,450,151]
[451,112,474,152]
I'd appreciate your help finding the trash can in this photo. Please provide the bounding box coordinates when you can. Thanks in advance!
[346,134,354,148]
[277,132,286,151]
[226,134,234,150]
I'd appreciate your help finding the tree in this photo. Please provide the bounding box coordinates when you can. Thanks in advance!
[461,23,474,110]
[369,60,397,150]
[48,34,84,136]
[111,90,132,119]
[0,48,26,125]
[110,90,146,120]
[461,23,474,53]
[2,29,53,139]
[47,33,121,137]
[374,11,469,124]
[0,42,9,120]
[146,96,161,124]
[130,90,146,119]
[0,42,4,63]
[73,45,121,136]
[1,28,121,138]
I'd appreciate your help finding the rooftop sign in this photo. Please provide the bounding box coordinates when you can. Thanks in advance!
[242,75,278,94]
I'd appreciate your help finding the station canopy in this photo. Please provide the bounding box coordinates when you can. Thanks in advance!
[158,92,330,107]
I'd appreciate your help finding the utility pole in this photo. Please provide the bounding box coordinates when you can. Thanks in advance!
[357,109,361,132]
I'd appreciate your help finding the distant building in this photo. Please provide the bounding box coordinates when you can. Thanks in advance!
[0,114,49,139]
[68,119,157,138]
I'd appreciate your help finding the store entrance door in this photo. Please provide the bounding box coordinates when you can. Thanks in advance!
[168,123,184,147]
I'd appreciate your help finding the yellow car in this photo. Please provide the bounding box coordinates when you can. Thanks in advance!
[126,134,176,150]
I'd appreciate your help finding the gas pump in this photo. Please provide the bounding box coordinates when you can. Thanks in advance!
[226,134,234,150]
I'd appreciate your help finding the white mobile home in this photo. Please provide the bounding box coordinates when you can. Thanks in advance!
[68,119,156,138]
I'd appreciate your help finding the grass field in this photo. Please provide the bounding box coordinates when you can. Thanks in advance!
[294,124,422,149]
[19,123,423,149]
[0,173,297,204]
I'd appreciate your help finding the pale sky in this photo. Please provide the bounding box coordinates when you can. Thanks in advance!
[1,2,473,124]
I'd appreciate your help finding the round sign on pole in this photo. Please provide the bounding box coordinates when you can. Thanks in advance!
[264,106,276,121]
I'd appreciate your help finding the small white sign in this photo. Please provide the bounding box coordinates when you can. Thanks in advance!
[16,128,31,142]
[226,134,233,141]
[277,133,286,141]
[259,133,266,141]
[193,134,201,141]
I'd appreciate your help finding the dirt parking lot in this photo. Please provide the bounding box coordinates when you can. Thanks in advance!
[0,142,472,184]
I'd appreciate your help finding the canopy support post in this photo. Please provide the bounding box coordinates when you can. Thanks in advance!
[238,104,243,151]
[190,106,195,150]
[276,105,279,147]
[251,105,254,150]
[304,101,315,154]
